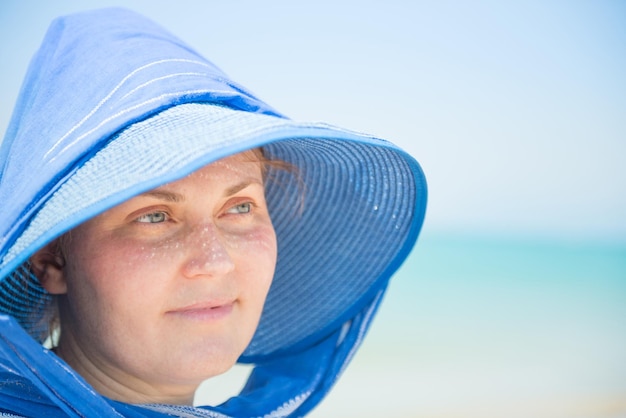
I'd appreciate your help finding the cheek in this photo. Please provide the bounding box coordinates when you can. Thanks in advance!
[232,226,277,291]
[65,237,178,301]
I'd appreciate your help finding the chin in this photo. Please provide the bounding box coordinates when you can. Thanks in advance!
[174,344,243,380]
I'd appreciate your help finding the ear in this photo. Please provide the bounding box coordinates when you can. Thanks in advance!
[29,240,68,295]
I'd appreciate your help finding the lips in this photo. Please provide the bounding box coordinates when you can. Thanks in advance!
[167,300,234,321]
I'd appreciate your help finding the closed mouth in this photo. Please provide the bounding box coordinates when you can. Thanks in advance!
[167,300,235,320]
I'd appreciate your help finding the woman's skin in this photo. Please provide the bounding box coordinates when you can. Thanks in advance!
[31,151,277,405]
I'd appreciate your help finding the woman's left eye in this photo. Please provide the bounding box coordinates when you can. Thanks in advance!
[136,212,169,223]
[226,202,252,214]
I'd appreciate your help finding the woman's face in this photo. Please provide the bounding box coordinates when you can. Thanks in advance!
[42,152,277,404]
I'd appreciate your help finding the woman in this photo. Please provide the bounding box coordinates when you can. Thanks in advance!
[0,7,427,417]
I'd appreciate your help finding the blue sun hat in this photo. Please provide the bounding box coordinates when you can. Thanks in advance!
[0,7,427,417]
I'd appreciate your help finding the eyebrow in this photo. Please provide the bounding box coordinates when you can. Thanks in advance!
[139,179,263,203]
[224,179,263,197]
[141,190,184,202]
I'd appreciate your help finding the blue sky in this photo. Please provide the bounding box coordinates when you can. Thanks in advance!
[1,0,625,242]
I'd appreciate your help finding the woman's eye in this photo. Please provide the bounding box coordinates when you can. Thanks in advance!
[226,202,252,214]
[136,212,169,223]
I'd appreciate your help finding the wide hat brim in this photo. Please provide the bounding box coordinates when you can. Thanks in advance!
[0,103,426,361]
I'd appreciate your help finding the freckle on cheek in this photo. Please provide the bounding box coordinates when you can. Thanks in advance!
[126,240,183,264]
[241,231,276,250]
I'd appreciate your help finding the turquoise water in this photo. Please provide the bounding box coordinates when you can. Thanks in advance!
[388,233,626,340]
[386,232,626,358]
[327,231,626,416]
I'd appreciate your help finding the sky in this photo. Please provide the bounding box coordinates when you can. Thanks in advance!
[1,0,625,243]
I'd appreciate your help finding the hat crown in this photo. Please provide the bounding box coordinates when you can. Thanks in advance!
[0,7,277,260]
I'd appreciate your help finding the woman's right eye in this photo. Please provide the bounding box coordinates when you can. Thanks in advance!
[136,212,169,223]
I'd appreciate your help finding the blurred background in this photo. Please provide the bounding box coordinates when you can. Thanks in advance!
[1,1,625,417]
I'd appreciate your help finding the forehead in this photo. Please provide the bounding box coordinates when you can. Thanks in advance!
[175,150,263,183]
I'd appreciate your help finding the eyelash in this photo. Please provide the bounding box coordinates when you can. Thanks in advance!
[225,202,253,215]
[136,211,170,224]
[134,202,253,224]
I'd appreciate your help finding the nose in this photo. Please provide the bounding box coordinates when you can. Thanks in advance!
[181,222,235,279]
